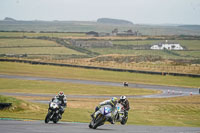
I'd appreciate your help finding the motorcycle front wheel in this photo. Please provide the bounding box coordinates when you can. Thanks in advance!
[53,119,59,123]
[45,112,51,123]
[53,115,59,124]
[89,122,93,128]
[93,114,104,129]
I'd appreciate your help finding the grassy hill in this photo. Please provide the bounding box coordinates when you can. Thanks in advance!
[179,25,200,30]
[1,20,200,35]
[97,18,133,25]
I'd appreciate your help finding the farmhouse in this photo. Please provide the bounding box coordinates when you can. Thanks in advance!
[150,40,184,50]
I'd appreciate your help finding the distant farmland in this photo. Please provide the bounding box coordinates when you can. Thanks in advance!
[0,38,85,59]
[0,31,199,75]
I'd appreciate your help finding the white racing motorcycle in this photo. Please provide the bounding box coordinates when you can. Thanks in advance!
[45,99,61,124]
[89,105,115,129]
[114,103,128,125]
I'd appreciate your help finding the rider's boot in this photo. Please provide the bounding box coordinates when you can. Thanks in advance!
[124,111,128,118]
[90,113,94,119]
[59,114,62,119]
[59,111,64,119]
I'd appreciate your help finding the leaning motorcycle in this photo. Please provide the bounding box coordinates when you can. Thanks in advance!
[45,99,61,123]
[114,103,128,125]
[89,105,115,129]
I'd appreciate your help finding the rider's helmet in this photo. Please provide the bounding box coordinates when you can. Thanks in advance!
[111,97,118,106]
[58,91,64,99]
[120,95,127,102]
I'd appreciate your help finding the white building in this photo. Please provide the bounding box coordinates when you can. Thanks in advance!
[150,40,184,50]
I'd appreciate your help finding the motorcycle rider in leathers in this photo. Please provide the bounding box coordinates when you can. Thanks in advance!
[51,91,67,119]
[118,96,130,118]
[91,97,118,124]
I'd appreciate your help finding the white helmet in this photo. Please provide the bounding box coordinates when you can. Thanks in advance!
[120,96,126,102]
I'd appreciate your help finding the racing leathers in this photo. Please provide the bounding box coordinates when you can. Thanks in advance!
[93,98,117,124]
[51,95,67,118]
[118,99,130,118]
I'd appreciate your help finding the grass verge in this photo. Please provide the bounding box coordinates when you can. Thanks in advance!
[0,78,159,95]
[0,95,45,115]
[0,62,200,88]
[1,95,200,127]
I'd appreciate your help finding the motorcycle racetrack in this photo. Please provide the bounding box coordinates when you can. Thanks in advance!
[0,74,199,99]
[1,119,200,133]
[0,74,200,133]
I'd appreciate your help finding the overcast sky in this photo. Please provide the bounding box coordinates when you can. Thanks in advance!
[1,0,200,24]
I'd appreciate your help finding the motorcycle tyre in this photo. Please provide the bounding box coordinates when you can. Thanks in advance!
[45,112,51,123]
[93,114,104,129]
[89,122,93,128]
[53,119,59,124]
[53,114,60,124]
[121,117,128,125]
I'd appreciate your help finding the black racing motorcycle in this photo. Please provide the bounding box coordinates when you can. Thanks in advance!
[45,99,61,123]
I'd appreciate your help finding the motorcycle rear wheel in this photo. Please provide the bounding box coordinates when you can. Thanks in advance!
[121,117,128,125]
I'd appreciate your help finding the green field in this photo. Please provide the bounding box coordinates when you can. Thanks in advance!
[176,51,200,58]
[88,48,199,60]
[0,32,86,38]
[112,40,161,45]
[112,40,200,50]
[90,48,173,56]
[0,38,59,47]
[1,38,199,60]
[0,33,199,67]
[177,40,200,50]
[102,40,200,59]
[0,47,84,55]
[0,33,199,78]
[0,78,159,95]
[131,96,200,127]
[0,38,85,57]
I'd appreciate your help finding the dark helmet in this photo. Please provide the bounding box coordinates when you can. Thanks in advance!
[111,97,118,106]
[58,91,64,99]
[120,95,127,102]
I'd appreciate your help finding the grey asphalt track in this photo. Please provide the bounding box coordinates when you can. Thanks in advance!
[0,120,200,133]
[0,74,199,99]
